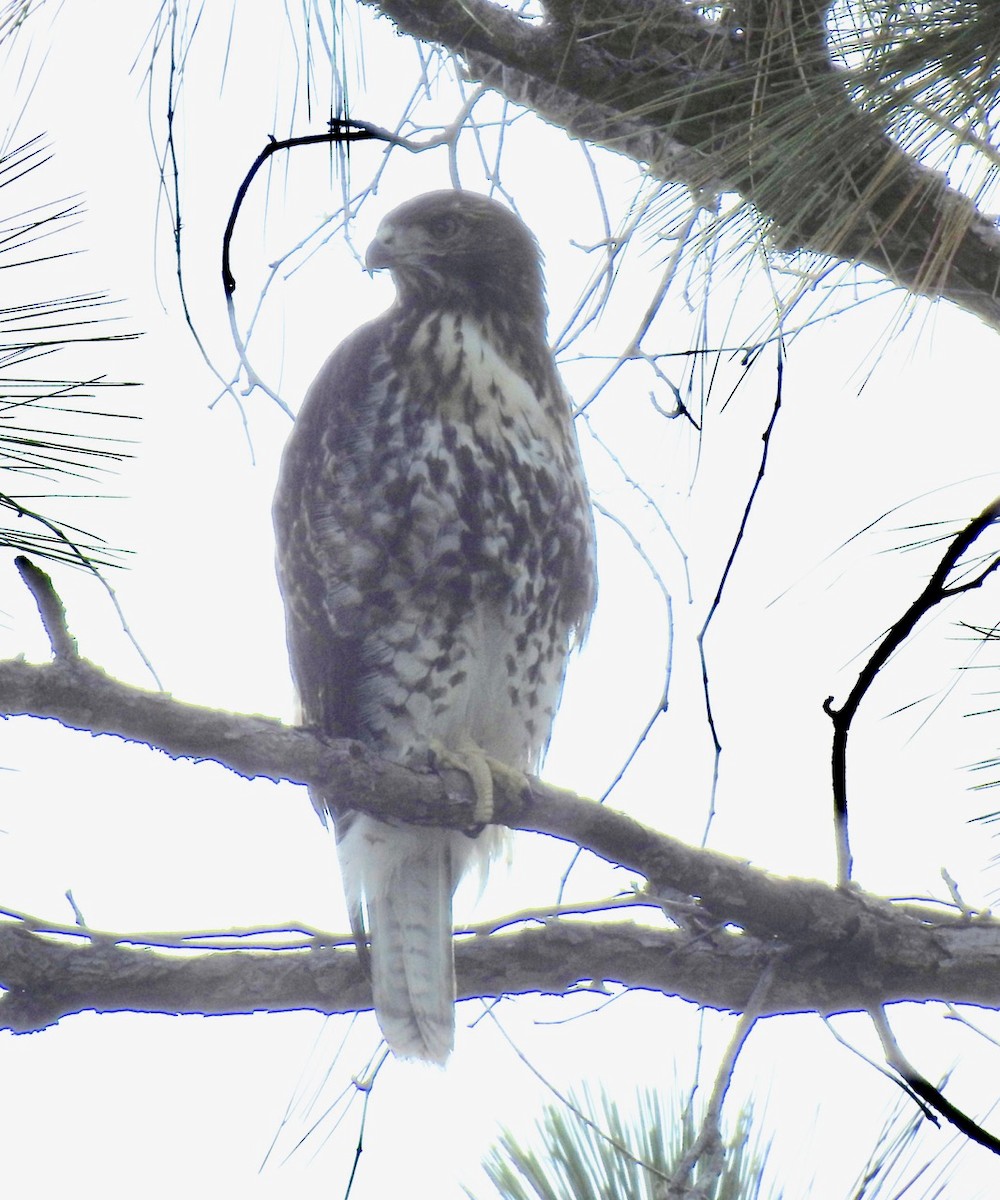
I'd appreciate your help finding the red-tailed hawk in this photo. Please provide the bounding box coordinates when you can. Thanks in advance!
[273,190,596,1063]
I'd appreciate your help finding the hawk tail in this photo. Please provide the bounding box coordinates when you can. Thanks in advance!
[342,818,457,1064]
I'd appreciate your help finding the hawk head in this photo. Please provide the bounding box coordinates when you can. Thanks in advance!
[366,191,547,330]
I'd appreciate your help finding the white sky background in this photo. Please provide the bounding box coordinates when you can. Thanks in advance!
[1,2,1000,1196]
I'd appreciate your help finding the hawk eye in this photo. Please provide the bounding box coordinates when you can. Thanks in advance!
[427,214,460,239]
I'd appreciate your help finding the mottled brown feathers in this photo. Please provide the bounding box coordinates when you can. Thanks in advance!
[273,190,596,1061]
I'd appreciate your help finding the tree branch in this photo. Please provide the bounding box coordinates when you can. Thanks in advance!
[825,496,1000,885]
[364,0,1000,329]
[0,653,943,938]
[3,899,1000,1034]
[14,556,78,660]
[1,651,999,1033]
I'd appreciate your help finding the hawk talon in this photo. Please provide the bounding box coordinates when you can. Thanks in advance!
[428,737,495,829]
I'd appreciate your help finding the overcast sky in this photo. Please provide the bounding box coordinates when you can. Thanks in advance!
[2,4,1000,1197]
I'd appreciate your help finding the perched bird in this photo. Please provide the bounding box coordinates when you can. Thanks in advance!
[273,190,596,1064]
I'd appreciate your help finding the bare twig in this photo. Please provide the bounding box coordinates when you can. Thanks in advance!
[664,966,773,1195]
[824,496,1000,885]
[698,350,784,845]
[220,113,477,415]
[221,118,418,300]
[871,1006,1000,1157]
[482,1006,674,1183]
[221,119,414,415]
[14,555,77,659]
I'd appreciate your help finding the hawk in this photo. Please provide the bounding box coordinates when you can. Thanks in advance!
[273,190,596,1064]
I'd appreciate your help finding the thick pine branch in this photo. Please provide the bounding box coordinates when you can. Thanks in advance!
[3,905,1000,1034]
[0,653,998,1033]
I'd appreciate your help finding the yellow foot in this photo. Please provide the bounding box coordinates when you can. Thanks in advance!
[429,737,494,826]
[428,739,533,833]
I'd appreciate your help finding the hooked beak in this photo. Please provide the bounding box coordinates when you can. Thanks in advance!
[365,223,396,271]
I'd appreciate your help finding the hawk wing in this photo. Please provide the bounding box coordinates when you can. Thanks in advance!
[273,318,385,756]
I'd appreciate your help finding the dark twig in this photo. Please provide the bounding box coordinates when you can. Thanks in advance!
[872,1007,1000,1157]
[343,1054,387,1199]
[221,118,421,415]
[5,497,161,689]
[221,118,415,299]
[14,555,78,659]
[697,348,784,844]
[824,496,1000,885]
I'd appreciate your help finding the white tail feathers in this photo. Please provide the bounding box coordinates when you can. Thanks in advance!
[367,838,455,1063]
[339,815,488,1064]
